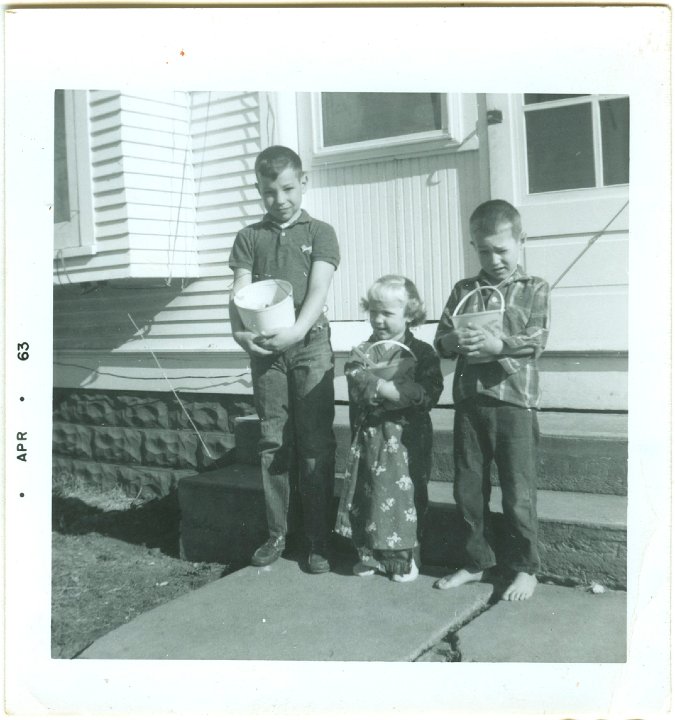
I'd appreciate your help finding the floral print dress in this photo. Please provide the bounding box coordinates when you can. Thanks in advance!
[335,332,444,575]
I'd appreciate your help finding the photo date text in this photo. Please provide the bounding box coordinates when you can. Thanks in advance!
[17,432,27,462]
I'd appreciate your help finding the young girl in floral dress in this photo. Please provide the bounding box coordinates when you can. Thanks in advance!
[335,275,443,581]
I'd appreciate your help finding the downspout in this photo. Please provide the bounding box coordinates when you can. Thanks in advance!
[476,93,491,203]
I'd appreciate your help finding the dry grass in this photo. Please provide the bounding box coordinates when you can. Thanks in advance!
[52,477,230,658]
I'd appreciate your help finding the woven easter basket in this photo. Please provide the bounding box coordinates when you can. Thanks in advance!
[353,339,418,381]
[452,285,505,365]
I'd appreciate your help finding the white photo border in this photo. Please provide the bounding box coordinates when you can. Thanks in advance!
[4,7,671,718]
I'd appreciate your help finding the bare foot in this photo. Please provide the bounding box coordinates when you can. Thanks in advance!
[434,568,483,590]
[502,572,537,601]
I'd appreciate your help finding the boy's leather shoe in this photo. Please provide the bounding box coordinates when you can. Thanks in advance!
[251,536,285,567]
[307,544,330,574]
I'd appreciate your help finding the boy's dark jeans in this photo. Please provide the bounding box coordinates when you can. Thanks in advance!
[250,321,336,548]
[453,396,540,575]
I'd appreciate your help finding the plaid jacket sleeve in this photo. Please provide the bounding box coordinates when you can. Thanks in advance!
[498,278,550,374]
[433,283,463,360]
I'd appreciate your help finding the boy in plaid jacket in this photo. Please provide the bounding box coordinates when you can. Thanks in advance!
[434,200,550,601]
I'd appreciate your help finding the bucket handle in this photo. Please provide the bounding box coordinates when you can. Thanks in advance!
[365,339,418,362]
[452,285,505,317]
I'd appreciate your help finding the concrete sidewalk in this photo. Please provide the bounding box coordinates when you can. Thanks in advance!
[456,583,626,663]
[79,556,492,661]
[79,554,626,662]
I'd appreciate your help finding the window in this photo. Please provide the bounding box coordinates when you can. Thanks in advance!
[523,94,629,194]
[54,90,95,254]
[54,90,71,223]
[305,92,475,163]
[321,92,443,147]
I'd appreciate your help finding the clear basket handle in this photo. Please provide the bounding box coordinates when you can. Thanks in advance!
[365,339,417,362]
[452,285,505,316]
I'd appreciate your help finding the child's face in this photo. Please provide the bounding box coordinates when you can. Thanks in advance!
[368,294,410,341]
[471,222,523,282]
[256,166,307,224]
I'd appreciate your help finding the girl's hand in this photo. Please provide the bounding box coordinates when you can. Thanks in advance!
[376,379,400,403]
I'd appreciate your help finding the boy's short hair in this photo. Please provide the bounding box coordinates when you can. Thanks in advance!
[470,199,522,241]
[361,275,427,327]
[255,145,303,180]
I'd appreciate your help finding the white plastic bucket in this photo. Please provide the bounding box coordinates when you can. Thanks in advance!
[233,279,295,335]
[452,285,505,364]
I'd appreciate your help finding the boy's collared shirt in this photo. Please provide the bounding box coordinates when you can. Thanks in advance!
[434,266,550,409]
[230,209,340,308]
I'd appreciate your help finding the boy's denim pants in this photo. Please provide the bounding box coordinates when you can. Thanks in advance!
[453,396,540,575]
[250,321,336,547]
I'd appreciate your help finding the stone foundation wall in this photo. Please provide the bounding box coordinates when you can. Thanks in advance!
[53,389,256,500]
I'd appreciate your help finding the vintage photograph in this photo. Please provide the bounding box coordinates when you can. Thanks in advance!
[4,7,670,718]
[52,88,629,662]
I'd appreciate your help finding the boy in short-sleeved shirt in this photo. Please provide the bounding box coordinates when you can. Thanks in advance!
[434,199,550,601]
[229,146,340,574]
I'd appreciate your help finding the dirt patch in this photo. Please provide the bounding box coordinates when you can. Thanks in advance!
[52,485,232,659]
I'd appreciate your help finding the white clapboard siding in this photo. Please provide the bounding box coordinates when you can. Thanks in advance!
[306,150,481,320]
[194,170,257,195]
[524,231,629,351]
[54,91,261,363]
[191,91,259,119]
[54,278,231,352]
[54,90,200,284]
[92,139,190,165]
[191,91,263,283]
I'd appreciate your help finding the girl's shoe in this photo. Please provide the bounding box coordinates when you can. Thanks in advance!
[353,561,383,577]
[392,559,419,583]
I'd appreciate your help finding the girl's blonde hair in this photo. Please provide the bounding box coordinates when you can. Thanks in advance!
[360,275,426,327]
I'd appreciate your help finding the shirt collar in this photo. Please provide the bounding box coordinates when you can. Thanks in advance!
[263,209,311,229]
[478,265,530,287]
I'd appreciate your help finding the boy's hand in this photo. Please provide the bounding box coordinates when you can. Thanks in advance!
[457,323,504,358]
[256,327,302,354]
[233,330,274,357]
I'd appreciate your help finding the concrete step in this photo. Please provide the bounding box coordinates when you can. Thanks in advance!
[235,407,628,495]
[178,464,627,588]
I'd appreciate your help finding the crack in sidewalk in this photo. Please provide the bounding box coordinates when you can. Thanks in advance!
[413,592,501,662]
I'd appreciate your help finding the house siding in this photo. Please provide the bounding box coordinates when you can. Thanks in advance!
[487,93,629,354]
[53,90,627,412]
[306,150,481,321]
[54,91,262,365]
[54,90,200,284]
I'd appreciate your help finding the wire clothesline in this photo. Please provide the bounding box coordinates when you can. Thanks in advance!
[127,313,214,459]
[550,200,629,290]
